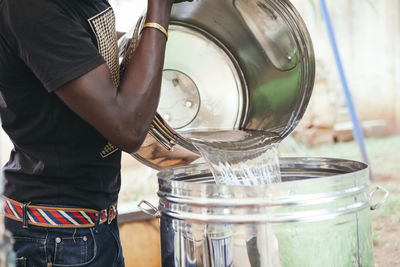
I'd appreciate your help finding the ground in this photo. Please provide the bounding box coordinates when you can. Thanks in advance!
[371,180,400,266]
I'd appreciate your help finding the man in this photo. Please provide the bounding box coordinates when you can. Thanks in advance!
[0,0,189,265]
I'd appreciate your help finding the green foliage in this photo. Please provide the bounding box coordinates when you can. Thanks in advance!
[307,0,318,14]
[132,187,143,202]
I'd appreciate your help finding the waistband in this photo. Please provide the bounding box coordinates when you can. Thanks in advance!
[3,197,117,228]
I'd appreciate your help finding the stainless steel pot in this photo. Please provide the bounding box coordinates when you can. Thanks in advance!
[139,158,388,267]
[120,0,315,169]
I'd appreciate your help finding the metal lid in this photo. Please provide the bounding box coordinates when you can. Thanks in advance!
[123,0,315,169]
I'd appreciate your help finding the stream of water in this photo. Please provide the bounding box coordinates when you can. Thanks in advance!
[184,130,282,186]
[181,130,284,266]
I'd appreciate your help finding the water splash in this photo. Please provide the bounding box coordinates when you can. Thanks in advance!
[183,130,282,186]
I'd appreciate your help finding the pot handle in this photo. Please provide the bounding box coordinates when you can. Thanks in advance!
[369,186,389,211]
[138,200,162,218]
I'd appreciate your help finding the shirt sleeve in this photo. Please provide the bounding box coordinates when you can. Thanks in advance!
[5,0,106,92]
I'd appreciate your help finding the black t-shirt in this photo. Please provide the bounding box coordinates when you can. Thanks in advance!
[0,0,123,210]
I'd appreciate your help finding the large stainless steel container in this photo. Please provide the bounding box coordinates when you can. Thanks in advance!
[120,0,315,169]
[139,158,388,267]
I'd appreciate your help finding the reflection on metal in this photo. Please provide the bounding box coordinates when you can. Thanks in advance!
[159,69,200,129]
[234,0,299,71]
[157,158,371,223]
[204,224,234,267]
[156,158,376,266]
[120,0,315,169]
[162,25,244,131]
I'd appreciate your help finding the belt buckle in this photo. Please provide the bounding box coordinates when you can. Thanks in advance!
[22,202,31,229]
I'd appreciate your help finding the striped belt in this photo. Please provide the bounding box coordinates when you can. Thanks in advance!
[3,197,117,228]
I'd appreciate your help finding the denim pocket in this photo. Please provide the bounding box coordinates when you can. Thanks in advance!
[53,228,97,267]
[15,257,27,267]
[107,221,125,267]
[12,236,46,266]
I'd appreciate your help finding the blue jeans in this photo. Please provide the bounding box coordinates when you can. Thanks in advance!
[5,216,125,267]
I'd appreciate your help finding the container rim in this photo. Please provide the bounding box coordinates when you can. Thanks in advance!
[156,157,370,223]
[157,157,369,186]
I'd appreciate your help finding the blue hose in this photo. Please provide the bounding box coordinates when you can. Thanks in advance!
[318,0,371,176]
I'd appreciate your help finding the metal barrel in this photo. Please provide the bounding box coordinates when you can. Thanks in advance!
[153,158,381,267]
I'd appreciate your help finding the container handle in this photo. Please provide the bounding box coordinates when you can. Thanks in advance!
[137,200,161,218]
[369,186,389,211]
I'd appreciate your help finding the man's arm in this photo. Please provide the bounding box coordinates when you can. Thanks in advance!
[56,0,175,153]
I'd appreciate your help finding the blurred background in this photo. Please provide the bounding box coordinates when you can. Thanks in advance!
[0,0,398,265]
